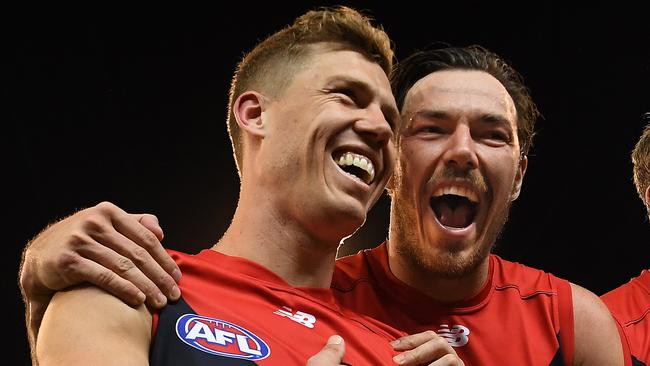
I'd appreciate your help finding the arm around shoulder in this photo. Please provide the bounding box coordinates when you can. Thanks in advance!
[571,283,626,366]
[36,284,152,366]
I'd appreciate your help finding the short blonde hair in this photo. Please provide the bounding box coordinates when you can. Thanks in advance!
[226,6,394,175]
[632,113,650,211]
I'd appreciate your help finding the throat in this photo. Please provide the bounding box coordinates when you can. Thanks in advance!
[431,195,477,228]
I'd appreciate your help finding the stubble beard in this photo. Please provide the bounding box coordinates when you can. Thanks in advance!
[390,191,512,280]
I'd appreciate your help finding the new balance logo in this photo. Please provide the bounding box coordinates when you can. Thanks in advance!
[437,324,470,347]
[273,306,316,328]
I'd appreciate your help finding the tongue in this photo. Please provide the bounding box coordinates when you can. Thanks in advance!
[437,201,472,228]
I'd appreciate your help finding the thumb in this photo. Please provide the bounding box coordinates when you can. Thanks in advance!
[306,335,346,365]
[135,213,164,241]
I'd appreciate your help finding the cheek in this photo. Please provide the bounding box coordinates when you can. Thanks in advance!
[486,159,520,197]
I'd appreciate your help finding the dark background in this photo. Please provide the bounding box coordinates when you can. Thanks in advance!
[6,2,650,364]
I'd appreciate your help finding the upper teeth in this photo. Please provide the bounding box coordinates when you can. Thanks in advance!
[336,152,375,184]
[433,186,478,203]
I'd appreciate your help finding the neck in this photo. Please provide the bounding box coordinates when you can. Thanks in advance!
[386,241,490,303]
[213,195,339,289]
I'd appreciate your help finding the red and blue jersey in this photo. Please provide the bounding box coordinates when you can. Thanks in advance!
[150,249,404,365]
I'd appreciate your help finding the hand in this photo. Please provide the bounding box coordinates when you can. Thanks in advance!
[391,331,464,366]
[19,201,181,345]
[306,335,349,366]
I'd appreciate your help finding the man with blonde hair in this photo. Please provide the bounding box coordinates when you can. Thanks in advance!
[602,112,650,365]
[28,6,460,366]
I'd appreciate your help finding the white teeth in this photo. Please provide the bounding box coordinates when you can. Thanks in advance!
[334,152,376,184]
[359,158,368,170]
[433,186,479,203]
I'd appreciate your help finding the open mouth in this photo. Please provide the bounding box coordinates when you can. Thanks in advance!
[334,151,375,185]
[430,187,478,229]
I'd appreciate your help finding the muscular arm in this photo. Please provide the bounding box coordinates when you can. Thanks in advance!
[37,285,152,366]
[571,283,626,366]
[19,202,179,353]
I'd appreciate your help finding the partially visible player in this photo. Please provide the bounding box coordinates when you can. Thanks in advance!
[602,112,650,365]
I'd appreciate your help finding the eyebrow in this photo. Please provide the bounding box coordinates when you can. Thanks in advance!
[480,114,512,127]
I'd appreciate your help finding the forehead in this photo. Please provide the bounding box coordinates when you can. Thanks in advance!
[294,45,393,96]
[403,70,517,124]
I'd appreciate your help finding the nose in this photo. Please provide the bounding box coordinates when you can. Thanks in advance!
[442,124,478,171]
[353,105,394,149]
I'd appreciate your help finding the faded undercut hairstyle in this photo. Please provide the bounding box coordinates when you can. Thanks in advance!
[226,6,394,176]
[632,113,650,213]
[391,45,540,156]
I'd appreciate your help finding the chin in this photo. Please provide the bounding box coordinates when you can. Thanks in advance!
[398,238,487,279]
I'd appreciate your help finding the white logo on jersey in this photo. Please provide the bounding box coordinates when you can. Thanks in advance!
[437,324,470,347]
[273,306,316,328]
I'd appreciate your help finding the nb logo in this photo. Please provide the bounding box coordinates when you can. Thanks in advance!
[437,324,470,347]
[273,306,317,328]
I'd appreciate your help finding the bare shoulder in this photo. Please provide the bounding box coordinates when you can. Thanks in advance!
[571,283,614,320]
[570,283,625,366]
[37,285,152,366]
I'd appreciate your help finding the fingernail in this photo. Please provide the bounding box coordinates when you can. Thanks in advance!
[136,292,146,303]
[328,335,343,345]
[156,293,168,307]
[393,353,405,364]
[171,268,182,283]
[390,339,401,347]
[170,285,181,300]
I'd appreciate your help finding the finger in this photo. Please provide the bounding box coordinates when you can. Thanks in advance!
[78,237,169,308]
[392,336,456,365]
[107,212,181,295]
[306,335,346,366]
[391,330,440,350]
[66,256,147,307]
[134,213,164,241]
[428,353,464,366]
[133,213,182,284]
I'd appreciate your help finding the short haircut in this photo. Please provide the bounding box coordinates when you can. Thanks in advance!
[226,6,394,175]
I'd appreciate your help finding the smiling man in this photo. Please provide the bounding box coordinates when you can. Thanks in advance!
[331,46,627,365]
[26,7,461,366]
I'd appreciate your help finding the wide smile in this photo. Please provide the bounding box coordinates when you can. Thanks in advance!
[430,185,480,231]
[333,151,376,185]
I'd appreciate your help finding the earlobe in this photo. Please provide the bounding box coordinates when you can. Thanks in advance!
[233,91,267,137]
[511,155,528,201]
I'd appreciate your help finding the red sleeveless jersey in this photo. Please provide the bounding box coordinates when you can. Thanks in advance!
[332,242,575,365]
[602,270,650,365]
[151,249,405,365]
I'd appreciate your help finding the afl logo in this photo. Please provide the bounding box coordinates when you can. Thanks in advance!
[176,314,271,360]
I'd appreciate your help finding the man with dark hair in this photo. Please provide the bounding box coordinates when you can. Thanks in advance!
[28,7,460,366]
[331,45,625,365]
[601,112,650,365]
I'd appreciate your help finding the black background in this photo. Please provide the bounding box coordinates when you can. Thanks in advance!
[6,2,650,364]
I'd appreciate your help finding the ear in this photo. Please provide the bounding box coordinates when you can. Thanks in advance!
[233,91,267,138]
[644,185,650,210]
[511,155,528,201]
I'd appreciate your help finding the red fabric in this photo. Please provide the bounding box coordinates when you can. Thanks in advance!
[602,270,650,365]
[332,242,575,365]
[152,249,404,365]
